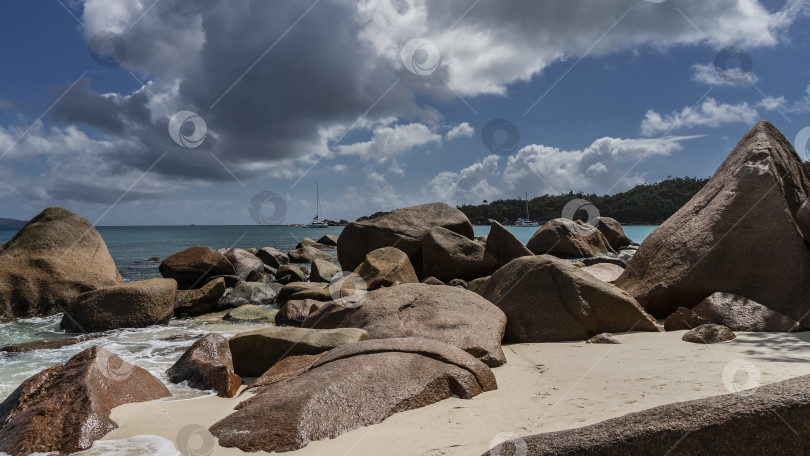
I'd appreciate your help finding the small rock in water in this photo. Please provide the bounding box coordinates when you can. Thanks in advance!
[586,333,620,344]
[160,332,205,342]
[224,304,278,323]
[0,335,96,353]
[218,282,278,309]
[146,257,161,262]
[317,234,338,247]
[682,324,736,344]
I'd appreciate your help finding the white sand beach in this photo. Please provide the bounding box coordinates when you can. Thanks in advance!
[104,330,810,455]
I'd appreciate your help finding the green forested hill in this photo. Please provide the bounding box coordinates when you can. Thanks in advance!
[458,177,710,225]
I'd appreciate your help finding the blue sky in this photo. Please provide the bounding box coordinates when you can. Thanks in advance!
[1,0,810,225]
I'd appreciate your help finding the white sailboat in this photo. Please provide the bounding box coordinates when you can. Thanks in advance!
[515,192,540,227]
[307,181,329,228]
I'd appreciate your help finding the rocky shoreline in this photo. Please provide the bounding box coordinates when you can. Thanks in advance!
[1,121,810,455]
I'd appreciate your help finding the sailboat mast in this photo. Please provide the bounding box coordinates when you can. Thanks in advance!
[316,181,320,220]
[525,192,530,219]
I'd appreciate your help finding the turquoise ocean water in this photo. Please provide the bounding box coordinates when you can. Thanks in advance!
[0,224,657,403]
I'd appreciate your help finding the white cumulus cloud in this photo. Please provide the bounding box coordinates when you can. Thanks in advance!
[446,122,474,141]
[691,62,759,87]
[336,123,442,163]
[640,98,759,136]
[502,135,700,195]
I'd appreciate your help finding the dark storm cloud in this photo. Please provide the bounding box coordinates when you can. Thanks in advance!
[66,0,436,191]
[49,79,150,135]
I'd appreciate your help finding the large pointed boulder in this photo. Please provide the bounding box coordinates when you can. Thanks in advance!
[0,207,122,321]
[0,346,170,455]
[484,221,533,268]
[615,121,810,320]
[302,282,507,367]
[595,216,633,250]
[473,256,660,343]
[337,203,474,277]
[210,338,495,453]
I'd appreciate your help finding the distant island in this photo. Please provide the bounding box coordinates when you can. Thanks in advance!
[0,218,26,230]
[458,176,709,226]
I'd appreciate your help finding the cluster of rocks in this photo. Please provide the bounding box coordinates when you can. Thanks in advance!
[3,121,810,454]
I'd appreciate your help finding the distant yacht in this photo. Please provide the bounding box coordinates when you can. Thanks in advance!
[515,192,540,227]
[307,181,329,228]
